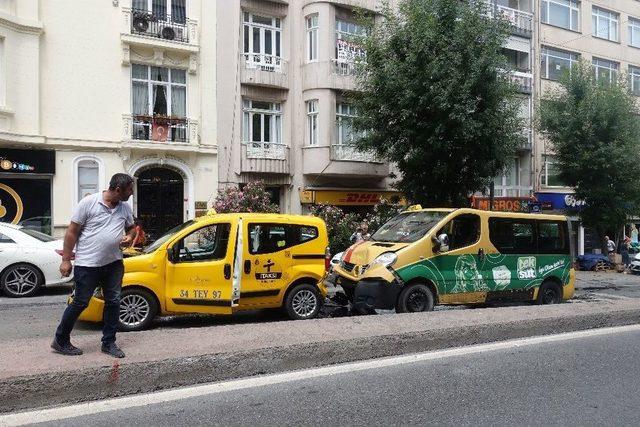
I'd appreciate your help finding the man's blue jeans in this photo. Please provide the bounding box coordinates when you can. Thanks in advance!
[55,260,124,345]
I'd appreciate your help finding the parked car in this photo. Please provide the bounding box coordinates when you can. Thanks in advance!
[0,222,72,297]
[630,253,640,275]
[18,216,52,236]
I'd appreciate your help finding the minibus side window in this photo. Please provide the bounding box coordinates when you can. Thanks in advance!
[437,214,480,251]
[249,223,318,254]
[177,223,230,262]
[489,218,536,254]
[538,220,569,254]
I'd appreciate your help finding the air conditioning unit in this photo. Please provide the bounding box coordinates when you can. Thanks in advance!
[159,25,185,41]
[132,11,151,33]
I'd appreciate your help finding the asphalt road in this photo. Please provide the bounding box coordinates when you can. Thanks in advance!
[1,271,640,342]
[14,325,640,426]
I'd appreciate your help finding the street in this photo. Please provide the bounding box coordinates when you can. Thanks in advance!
[2,271,640,343]
[6,324,640,426]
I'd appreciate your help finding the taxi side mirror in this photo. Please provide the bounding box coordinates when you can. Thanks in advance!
[167,245,180,263]
[432,233,449,253]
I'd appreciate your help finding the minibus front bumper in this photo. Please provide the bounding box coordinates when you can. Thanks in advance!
[331,274,402,313]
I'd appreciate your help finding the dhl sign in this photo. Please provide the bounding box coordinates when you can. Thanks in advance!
[300,190,406,206]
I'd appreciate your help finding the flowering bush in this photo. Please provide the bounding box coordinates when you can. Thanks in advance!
[364,198,404,235]
[213,181,279,213]
[309,204,360,255]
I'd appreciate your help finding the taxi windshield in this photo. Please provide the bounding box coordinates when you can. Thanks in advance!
[371,211,448,243]
[143,220,195,254]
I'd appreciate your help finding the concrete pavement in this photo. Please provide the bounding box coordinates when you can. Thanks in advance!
[3,296,640,413]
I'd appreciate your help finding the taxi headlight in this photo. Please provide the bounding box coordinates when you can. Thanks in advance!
[372,252,397,267]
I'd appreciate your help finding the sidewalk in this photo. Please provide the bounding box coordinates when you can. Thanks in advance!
[2,298,640,413]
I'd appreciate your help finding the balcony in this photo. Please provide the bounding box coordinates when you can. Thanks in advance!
[518,127,532,151]
[121,7,199,72]
[240,54,289,89]
[302,145,389,178]
[122,114,199,147]
[487,3,533,38]
[510,71,532,94]
[331,144,379,163]
[241,142,290,175]
[333,59,358,76]
[302,61,357,91]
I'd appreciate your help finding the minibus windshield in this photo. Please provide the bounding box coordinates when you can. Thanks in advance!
[371,211,448,243]
[143,220,196,254]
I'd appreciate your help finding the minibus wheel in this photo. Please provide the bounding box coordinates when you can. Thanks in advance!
[285,283,321,320]
[118,288,158,331]
[396,283,435,313]
[536,281,563,305]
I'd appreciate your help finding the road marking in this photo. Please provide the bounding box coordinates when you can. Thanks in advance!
[3,323,640,426]
[594,293,633,300]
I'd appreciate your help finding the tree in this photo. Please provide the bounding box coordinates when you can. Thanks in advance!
[352,0,523,207]
[213,181,279,213]
[538,63,640,249]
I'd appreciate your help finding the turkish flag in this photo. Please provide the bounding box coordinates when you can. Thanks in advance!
[152,120,169,142]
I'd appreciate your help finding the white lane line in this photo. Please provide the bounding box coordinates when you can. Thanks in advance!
[3,323,640,426]
[595,293,633,300]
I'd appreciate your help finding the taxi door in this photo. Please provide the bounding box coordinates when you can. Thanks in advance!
[165,220,237,314]
[240,221,292,307]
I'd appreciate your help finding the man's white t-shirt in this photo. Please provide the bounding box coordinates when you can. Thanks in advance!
[71,192,134,267]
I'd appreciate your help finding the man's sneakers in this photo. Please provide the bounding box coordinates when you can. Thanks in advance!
[51,339,83,356]
[101,342,125,358]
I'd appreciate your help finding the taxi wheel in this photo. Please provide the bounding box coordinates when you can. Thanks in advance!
[118,288,158,331]
[0,263,44,298]
[536,281,563,305]
[285,284,321,320]
[396,283,435,313]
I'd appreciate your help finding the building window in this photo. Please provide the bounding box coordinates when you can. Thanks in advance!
[335,19,367,75]
[306,14,318,62]
[541,0,579,32]
[543,155,567,187]
[306,100,318,146]
[493,158,521,197]
[629,18,640,48]
[629,66,640,96]
[243,12,282,71]
[336,103,364,145]
[541,46,579,80]
[242,100,284,159]
[592,7,618,42]
[77,160,99,202]
[132,0,186,23]
[592,57,619,84]
[131,64,187,142]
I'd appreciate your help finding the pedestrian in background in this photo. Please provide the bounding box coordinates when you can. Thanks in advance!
[52,173,135,358]
[605,235,616,255]
[620,236,631,272]
[130,217,147,249]
[350,223,370,244]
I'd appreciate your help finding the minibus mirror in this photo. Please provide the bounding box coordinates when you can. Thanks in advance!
[436,233,449,253]
[168,245,180,263]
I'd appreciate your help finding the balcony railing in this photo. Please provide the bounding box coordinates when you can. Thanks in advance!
[130,8,189,43]
[332,59,358,76]
[245,142,287,160]
[518,127,532,150]
[331,144,379,163]
[242,53,285,73]
[496,5,533,34]
[510,71,533,93]
[123,115,196,143]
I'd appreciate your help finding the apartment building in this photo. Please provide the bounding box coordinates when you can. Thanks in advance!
[0,0,217,239]
[217,0,403,215]
[533,0,640,253]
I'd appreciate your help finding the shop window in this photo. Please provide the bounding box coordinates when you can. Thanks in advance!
[489,218,536,254]
[249,223,318,254]
[177,223,230,262]
[77,160,99,201]
[437,214,481,251]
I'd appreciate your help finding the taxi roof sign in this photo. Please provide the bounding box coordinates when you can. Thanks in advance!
[406,204,422,211]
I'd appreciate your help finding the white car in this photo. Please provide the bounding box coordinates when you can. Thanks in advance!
[0,223,72,297]
[630,253,640,275]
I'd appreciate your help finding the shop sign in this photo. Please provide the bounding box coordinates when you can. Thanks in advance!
[472,197,536,213]
[0,149,55,175]
[534,192,586,211]
[301,190,405,206]
[0,178,52,233]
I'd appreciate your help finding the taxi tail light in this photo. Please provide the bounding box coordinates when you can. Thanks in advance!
[55,250,75,260]
[325,246,331,271]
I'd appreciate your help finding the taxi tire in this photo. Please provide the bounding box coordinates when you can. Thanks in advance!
[536,281,563,305]
[284,283,321,320]
[396,283,435,313]
[118,288,158,332]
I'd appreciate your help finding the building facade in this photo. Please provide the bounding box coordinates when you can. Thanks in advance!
[0,0,218,239]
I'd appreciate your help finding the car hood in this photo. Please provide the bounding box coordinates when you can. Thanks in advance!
[341,241,408,265]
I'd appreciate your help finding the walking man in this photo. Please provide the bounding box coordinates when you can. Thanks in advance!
[52,173,135,358]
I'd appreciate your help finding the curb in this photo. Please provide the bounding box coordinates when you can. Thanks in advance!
[2,304,640,413]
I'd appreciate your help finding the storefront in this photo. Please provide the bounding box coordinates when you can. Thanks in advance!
[0,148,56,234]
[299,189,405,214]
[534,192,587,255]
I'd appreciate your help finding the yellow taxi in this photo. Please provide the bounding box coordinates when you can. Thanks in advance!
[77,213,330,330]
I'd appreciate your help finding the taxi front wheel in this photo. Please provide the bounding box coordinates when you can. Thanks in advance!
[118,288,158,332]
[284,284,321,320]
[396,283,435,313]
